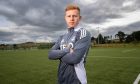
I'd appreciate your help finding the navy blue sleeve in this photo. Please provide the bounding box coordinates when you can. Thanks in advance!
[61,30,91,64]
[48,36,70,60]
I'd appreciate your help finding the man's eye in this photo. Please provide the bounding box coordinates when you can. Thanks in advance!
[67,15,78,17]
[72,15,78,17]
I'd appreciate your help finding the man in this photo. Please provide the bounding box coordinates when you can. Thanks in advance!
[48,4,91,84]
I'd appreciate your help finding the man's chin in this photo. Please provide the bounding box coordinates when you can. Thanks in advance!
[68,27,74,28]
[68,25,76,28]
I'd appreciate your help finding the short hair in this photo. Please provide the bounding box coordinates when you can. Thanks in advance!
[65,4,80,14]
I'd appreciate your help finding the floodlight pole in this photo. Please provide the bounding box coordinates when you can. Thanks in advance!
[97,26,100,44]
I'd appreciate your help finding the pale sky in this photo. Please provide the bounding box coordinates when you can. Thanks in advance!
[0,0,140,44]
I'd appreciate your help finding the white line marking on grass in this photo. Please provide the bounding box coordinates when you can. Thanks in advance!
[122,49,136,53]
[133,73,140,84]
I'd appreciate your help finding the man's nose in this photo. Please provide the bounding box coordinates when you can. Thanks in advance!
[70,16,74,21]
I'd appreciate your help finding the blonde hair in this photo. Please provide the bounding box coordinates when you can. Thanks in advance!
[65,4,80,14]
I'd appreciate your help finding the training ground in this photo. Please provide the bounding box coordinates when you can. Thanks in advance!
[0,47,140,84]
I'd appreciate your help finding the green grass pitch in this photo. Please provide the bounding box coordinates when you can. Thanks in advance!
[0,47,140,84]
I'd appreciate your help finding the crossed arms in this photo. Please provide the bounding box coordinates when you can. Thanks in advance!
[48,31,91,64]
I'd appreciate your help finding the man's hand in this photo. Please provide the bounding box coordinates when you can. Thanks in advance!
[64,43,74,53]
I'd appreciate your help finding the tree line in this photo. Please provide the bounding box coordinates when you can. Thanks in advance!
[91,30,140,44]
[0,42,54,50]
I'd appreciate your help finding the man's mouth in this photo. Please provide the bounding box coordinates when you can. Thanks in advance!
[69,22,74,24]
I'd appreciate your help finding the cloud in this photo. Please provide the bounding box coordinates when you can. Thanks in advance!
[123,0,135,7]
[0,0,140,44]
[101,10,140,29]
[102,21,140,37]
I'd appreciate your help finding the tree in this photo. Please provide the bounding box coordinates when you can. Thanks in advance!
[96,33,104,44]
[115,31,125,43]
[125,34,133,43]
[104,36,108,43]
[13,44,18,49]
[131,31,140,41]
[91,36,95,42]
[104,36,111,43]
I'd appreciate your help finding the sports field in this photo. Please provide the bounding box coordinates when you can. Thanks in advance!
[0,47,140,84]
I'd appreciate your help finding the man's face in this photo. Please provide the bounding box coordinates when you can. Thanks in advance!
[65,9,81,28]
